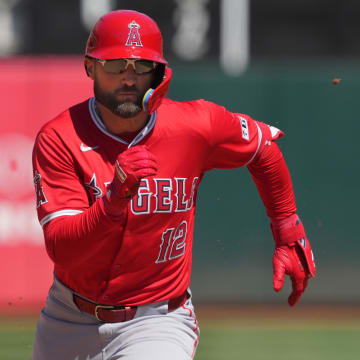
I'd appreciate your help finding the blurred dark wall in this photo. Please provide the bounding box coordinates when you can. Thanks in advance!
[250,0,360,57]
[5,0,360,59]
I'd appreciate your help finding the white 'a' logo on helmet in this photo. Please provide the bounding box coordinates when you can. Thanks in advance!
[126,21,143,47]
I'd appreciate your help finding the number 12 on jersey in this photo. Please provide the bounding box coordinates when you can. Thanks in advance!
[156,221,188,263]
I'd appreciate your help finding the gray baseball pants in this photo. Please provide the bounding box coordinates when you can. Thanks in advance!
[32,276,199,359]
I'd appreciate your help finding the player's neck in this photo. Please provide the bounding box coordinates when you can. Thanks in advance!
[95,101,150,135]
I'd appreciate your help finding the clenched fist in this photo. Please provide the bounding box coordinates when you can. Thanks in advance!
[102,145,158,216]
[113,145,158,198]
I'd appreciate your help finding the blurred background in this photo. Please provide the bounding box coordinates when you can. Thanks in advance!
[1,0,360,321]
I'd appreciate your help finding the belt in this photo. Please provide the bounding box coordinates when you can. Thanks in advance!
[73,291,189,323]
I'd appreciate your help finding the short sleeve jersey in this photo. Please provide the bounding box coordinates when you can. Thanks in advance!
[33,97,267,305]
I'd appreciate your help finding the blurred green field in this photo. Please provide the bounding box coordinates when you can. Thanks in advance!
[0,316,37,360]
[194,305,360,360]
[0,305,359,360]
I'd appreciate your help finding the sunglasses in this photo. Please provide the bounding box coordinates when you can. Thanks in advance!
[96,58,157,75]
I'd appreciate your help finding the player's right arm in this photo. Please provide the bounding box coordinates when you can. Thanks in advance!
[32,130,157,267]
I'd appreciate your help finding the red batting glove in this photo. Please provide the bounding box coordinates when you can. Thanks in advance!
[102,145,158,216]
[271,214,316,306]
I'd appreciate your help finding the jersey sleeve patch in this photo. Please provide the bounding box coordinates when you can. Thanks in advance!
[33,170,48,208]
[238,116,250,141]
[245,122,262,165]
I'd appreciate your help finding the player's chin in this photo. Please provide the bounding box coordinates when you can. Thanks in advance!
[113,102,142,118]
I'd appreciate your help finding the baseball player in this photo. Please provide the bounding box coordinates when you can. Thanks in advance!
[31,9,316,360]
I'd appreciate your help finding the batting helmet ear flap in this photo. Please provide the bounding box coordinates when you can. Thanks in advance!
[151,63,166,89]
[143,67,172,114]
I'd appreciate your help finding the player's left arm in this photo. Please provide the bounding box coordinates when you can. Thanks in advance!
[200,101,315,306]
[247,121,316,306]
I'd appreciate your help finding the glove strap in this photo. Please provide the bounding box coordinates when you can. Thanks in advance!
[271,218,306,246]
[101,161,133,217]
[111,160,137,198]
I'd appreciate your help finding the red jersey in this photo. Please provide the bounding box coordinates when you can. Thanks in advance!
[32,97,291,305]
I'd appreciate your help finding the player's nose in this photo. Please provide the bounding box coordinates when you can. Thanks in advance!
[120,66,137,86]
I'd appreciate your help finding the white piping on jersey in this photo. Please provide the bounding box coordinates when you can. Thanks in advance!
[245,122,262,166]
[40,209,83,227]
[88,97,156,148]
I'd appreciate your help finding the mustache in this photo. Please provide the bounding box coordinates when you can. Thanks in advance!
[114,86,140,95]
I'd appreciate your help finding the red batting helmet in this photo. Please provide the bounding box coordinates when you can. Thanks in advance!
[85,10,171,114]
[85,10,167,64]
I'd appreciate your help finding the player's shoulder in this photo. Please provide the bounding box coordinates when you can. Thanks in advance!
[159,98,229,123]
[161,98,219,111]
[36,99,90,138]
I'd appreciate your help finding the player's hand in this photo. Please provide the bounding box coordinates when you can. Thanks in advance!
[271,214,316,306]
[102,146,157,216]
[112,145,158,198]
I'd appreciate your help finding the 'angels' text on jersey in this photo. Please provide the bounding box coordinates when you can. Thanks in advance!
[83,175,199,215]
[131,177,199,215]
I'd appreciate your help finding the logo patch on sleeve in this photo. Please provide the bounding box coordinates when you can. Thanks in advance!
[33,170,48,208]
[238,116,249,140]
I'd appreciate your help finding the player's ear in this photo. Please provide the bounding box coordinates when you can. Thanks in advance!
[84,57,95,79]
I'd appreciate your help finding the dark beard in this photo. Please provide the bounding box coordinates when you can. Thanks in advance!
[94,82,143,118]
